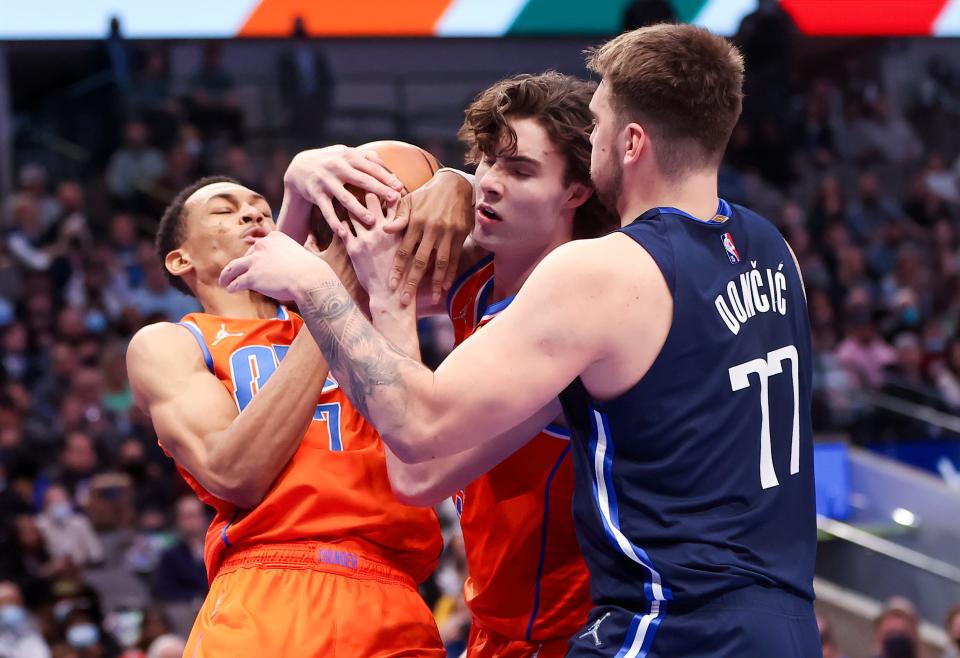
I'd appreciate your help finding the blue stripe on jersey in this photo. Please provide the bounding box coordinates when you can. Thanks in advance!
[653,199,732,225]
[542,423,571,440]
[277,305,288,320]
[474,278,495,328]
[525,444,572,641]
[446,253,494,316]
[614,600,667,658]
[588,409,672,602]
[220,508,239,547]
[178,321,214,373]
[483,294,515,318]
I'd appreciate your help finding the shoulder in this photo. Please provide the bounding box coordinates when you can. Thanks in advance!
[127,322,208,383]
[531,234,663,296]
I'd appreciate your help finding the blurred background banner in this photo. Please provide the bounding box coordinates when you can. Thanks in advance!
[6,0,960,39]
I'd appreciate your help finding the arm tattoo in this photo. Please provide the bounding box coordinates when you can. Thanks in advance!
[300,281,425,433]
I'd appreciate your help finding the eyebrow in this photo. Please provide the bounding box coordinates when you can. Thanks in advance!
[206,192,268,206]
[500,155,542,168]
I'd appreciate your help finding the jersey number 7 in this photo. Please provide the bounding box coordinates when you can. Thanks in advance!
[728,345,800,489]
[229,345,344,451]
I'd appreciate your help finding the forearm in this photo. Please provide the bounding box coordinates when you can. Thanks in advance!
[368,291,438,501]
[206,328,328,505]
[295,280,443,462]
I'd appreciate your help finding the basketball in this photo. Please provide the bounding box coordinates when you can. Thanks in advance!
[309,140,441,247]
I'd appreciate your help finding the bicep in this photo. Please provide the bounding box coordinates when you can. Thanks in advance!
[128,329,239,480]
[390,399,561,504]
[427,247,603,449]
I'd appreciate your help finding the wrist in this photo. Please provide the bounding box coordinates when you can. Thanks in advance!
[293,259,338,306]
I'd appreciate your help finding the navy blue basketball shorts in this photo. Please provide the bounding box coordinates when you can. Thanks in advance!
[566,587,822,658]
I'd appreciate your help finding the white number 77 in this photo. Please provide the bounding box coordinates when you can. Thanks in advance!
[728,345,800,489]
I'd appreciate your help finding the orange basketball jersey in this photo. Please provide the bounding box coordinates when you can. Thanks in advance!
[173,306,442,584]
[447,256,591,642]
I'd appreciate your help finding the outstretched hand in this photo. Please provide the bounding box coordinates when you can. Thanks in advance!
[340,193,403,300]
[220,232,337,302]
[383,170,475,305]
[276,145,404,244]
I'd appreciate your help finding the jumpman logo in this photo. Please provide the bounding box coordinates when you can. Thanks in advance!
[211,323,244,346]
[578,612,612,647]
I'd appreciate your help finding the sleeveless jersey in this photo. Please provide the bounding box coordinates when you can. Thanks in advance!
[447,255,592,641]
[559,200,816,616]
[173,306,442,583]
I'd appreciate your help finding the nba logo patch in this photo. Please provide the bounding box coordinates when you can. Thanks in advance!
[721,232,741,264]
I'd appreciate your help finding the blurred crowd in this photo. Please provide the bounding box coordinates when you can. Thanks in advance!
[3,11,960,657]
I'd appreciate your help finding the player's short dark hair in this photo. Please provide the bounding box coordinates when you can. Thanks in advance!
[459,71,618,240]
[586,23,744,178]
[155,176,239,295]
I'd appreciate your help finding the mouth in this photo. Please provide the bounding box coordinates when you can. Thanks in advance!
[476,204,502,226]
[242,226,270,243]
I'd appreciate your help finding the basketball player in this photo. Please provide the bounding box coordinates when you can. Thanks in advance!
[126,170,457,656]
[335,73,617,658]
[220,24,820,657]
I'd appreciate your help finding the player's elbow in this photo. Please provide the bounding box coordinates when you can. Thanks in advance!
[388,471,446,507]
[385,430,437,465]
[205,469,267,509]
[217,483,265,510]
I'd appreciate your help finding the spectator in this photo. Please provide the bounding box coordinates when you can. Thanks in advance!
[6,197,64,273]
[105,122,166,205]
[151,497,207,605]
[836,303,896,389]
[35,485,104,568]
[873,604,919,658]
[55,433,100,503]
[276,17,334,148]
[3,164,60,231]
[0,580,50,658]
[187,43,243,143]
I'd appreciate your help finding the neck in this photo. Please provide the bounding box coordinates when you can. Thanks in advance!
[619,167,720,226]
[196,283,278,319]
[491,232,571,301]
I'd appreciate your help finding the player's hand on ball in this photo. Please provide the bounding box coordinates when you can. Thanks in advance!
[386,169,475,305]
[220,231,336,302]
[342,193,403,300]
[277,145,404,243]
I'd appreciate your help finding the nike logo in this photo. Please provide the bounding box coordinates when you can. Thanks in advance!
[211,324,245,346]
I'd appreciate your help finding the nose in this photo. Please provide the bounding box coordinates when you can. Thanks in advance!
[477,165,504,201]
[239,203,264,224]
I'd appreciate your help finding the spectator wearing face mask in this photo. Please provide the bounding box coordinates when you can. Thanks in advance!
[873,604,920,658]
[0,580,50,658]
[34,485,104,568]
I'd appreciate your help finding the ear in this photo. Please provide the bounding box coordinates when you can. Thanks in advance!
[165,247,193,282]
[562,181,593,211]
[622,122,645,166]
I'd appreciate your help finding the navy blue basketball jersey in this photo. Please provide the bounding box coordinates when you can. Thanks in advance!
[559,199,816,614]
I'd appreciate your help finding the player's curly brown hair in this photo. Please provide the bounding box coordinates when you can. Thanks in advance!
[587,23,744,178]
[458,71,618,240]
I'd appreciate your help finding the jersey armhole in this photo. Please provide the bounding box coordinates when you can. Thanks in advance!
[176,321,214,374]
[446,252,494,319]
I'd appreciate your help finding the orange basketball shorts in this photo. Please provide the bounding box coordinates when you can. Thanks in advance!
[183,541,445,658]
